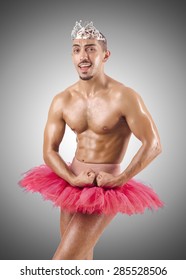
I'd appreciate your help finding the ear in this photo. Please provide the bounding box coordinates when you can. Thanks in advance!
[103,50,111,62]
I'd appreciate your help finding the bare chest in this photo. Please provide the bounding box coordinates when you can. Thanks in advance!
[63,96,123,134]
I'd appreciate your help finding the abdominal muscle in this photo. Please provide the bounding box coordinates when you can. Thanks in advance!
[74,128,131,165]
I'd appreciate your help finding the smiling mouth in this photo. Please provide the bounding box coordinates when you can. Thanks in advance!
[78,63,92,72]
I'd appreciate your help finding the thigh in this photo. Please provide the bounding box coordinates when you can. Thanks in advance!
[60,210,74,237]
[55,212,115,259]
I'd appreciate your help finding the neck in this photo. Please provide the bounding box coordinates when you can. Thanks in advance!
[78,73,108,96]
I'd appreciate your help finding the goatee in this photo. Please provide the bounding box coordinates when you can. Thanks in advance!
[79,75,93,81]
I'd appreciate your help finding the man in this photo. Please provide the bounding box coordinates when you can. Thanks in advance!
[20,21,163,260]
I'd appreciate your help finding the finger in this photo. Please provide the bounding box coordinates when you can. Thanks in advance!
[97,174,102,180]
[87,170,95,175]
[86,168,95,173]
[97,181,101,187]
[87,172,95,178]
[96,178,102,187]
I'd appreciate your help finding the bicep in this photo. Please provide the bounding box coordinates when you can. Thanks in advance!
[125,91,160,144]
[43,97,66,153]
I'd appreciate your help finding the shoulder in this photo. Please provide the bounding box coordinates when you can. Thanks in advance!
[115,82,141,101]
[122,86,143,106]
[50,83,77,108]
[46,85,76,120]
[108,78,146,116]
[119,86,150,118]
[108,78,142,105]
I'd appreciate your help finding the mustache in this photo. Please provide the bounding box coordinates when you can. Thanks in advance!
[78,60,92,66]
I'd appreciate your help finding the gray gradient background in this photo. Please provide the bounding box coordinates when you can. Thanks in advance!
[0,0,185,260]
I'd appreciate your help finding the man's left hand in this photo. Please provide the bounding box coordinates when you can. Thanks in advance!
[96,171,124,188]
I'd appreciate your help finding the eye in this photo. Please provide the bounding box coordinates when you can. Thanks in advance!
[87,47,96,52]
[73,48,80,54]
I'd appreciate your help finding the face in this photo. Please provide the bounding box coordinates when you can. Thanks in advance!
[72,39,110,80]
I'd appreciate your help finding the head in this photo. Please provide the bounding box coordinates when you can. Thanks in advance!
[71,21,110,80]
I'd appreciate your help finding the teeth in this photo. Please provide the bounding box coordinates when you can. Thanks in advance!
[79,63,91,67]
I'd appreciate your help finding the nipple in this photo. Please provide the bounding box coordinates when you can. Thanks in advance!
[103,126,108,131]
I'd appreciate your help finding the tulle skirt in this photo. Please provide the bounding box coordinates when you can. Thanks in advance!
[19,164,163,215]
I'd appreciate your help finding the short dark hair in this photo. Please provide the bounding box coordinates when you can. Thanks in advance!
[98,32,107,51]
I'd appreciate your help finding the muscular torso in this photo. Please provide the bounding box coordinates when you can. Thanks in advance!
[62,78,131,163]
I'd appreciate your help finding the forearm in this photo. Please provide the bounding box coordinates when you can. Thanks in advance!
[43,151,76,185]
[119,141,162,183]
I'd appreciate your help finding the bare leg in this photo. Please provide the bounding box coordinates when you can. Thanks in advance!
[58,210,94,260]
[60,210,74,238]
[53,212,115,260]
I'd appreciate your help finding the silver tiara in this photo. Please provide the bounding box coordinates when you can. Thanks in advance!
[71,20,106,41]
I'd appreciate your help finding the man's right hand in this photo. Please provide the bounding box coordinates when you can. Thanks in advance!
[71,169,96,187]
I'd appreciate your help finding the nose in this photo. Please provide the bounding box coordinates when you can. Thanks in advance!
[80,49,88,61]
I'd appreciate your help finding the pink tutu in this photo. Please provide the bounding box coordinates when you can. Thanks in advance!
[19,164,163,215]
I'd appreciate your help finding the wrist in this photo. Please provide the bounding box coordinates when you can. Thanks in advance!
[67,173,77,186]
[117,173,127,185]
